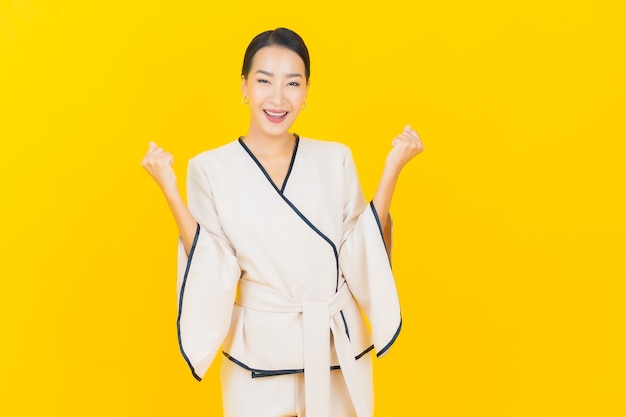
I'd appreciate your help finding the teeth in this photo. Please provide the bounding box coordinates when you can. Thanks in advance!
[265,110,287,118]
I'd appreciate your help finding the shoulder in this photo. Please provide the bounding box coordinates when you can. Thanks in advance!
[297,136,351,158]
[188,138,242,169]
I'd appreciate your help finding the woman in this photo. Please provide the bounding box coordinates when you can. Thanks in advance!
[142,28,423,417]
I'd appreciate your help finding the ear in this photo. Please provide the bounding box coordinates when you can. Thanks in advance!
[241,75,247,97]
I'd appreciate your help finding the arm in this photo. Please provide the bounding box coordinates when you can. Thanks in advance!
[372,125,425,252]
[141,142,197,255]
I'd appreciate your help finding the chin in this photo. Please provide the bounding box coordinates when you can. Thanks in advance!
[261,121,297,137]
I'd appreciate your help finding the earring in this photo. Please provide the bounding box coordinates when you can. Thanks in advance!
[242,96,249,105]
[302,102,308,111]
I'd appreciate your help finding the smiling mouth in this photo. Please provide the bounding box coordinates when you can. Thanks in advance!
[263,110,289,123]
[264,110,288,118]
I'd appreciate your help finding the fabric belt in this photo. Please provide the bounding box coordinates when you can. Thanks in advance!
[236,279,371,417]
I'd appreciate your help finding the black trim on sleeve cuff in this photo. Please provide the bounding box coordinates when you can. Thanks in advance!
[369,201,386,244]
[376,318,402,358]
[177,223,202,381]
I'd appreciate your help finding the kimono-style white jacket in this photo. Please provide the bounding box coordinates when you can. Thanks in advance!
[176,136,401,417]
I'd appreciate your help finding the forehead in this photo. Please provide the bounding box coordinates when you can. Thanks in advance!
[250,46,305,74]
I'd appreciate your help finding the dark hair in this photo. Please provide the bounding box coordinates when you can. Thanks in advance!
[241,28,310,82]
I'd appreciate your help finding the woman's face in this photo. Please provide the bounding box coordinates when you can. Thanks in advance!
[242,46,308,139]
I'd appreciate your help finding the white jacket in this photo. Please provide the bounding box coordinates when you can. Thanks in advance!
[177,136,402,417]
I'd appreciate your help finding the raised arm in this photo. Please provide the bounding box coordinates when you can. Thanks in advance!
[141,142,197,255]
[372,125,424,252]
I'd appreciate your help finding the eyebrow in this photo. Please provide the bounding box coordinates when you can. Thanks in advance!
[255,70,302,78]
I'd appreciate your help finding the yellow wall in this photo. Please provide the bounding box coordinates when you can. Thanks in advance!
[1,0,625,415]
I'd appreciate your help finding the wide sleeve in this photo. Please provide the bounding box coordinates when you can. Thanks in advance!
[338,149,402,358]
[176,156,241,381]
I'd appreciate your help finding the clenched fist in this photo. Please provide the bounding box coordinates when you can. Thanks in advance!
[386,124,425,173]
[141,142,178,196]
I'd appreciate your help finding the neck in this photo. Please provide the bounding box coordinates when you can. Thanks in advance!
[242,128,295,157]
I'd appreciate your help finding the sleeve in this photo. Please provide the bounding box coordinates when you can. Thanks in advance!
[338,148,402,358]
[176,156,241,381]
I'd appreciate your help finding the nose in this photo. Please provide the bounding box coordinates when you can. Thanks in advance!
[269,84,285,107]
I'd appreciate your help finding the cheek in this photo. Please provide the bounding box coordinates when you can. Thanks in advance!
[287,88,306,102]
[248,84,267,100]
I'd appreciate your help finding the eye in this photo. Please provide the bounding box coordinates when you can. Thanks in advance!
[257,79,270,84]
[288,81,300,87]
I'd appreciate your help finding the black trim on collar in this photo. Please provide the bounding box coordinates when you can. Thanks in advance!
[237,134,300,194]
[238,135,341,291]
[281,135,299,193]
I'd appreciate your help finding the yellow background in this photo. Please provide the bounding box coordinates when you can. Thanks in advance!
[1,0,625,415]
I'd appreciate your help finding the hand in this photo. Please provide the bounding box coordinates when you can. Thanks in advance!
[386,124,424,174]
[141,142,178,195]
